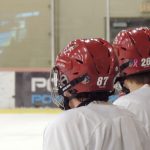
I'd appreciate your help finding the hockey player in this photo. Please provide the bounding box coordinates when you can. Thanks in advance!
[43,38,150,150]
[113,27,150,134]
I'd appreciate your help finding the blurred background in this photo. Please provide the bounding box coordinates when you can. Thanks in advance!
[0,0,150,150]
[0,0,150,108]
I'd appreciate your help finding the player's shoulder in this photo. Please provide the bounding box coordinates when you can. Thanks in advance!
[47,108,83,127]
[62,107,83,120]
[43,109,80,141]
[113,94,130,105]
[114,85,150,105]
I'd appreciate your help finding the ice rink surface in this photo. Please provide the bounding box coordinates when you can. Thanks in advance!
[0,113,58,150]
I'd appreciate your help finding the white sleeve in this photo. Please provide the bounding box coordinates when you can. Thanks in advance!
[43,112,86,150]
[43,122,72,150]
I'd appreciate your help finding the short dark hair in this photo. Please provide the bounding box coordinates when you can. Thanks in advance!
[126,71,150,85]
[76,91,112,102]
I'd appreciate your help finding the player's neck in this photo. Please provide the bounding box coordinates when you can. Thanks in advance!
[128,83,144,92]
[69,98,81,108]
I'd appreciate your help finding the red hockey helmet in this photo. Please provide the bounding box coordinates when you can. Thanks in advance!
[113,27,150,77]
[50,38,119,109]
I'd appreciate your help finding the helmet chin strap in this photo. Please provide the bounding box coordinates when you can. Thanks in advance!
[119,79,130,94]
[62,90,93,110]
[62,96,71,110]
[63,90,85,110]
[63,95,92,110]
[58,74,88,95]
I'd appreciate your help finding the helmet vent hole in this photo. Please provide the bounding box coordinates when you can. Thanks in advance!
[121,47,127,51]
[130,37,136,45]
[107,50,110,57]
[148,35,150,42]
[95,66,100,74]
[128,32,136,45]
[75,59,83,64]
[100,40,104,45]
[143,29,146,32]
[90,53,94,58]
[107,65,110,73]
[73,72,79,75]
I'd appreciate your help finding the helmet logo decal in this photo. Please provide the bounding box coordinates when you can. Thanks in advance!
[59,74,69,87]
[122,57,150,68]
[62,83,71,92]
[82,75,90,84]
[133,59,138,67]
[121,59,138,69]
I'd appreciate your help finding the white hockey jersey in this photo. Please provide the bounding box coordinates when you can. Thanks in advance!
[43,101,150,150]
[114,84,150,135]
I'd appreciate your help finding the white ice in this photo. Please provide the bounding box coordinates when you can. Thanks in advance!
[0,114,58,150]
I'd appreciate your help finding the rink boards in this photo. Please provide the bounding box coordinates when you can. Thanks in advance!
[0,108,62,114]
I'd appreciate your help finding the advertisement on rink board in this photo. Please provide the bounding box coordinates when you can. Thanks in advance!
[15,71,56,107]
